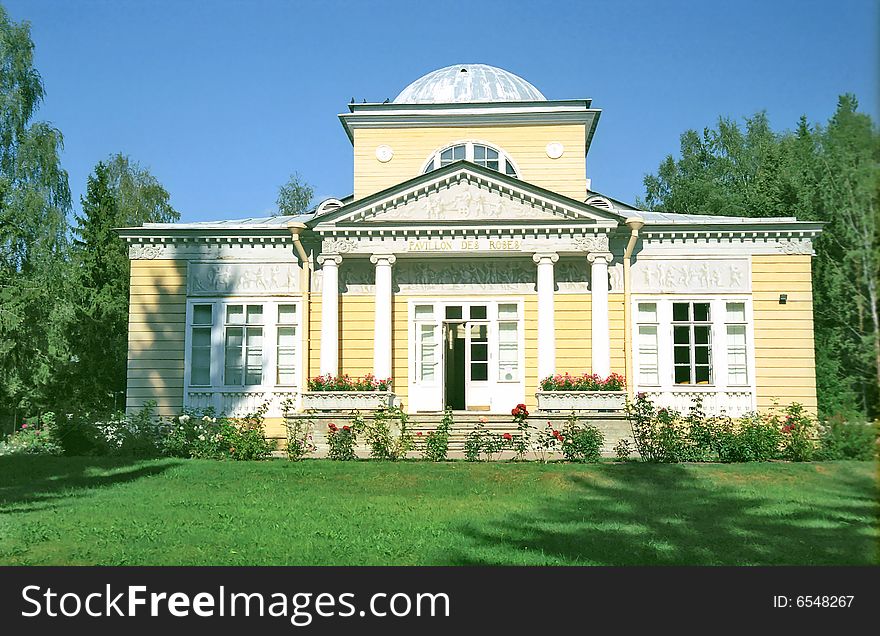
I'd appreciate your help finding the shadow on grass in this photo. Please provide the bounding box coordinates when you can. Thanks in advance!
[451,462,879,566]
[0,456,179,514]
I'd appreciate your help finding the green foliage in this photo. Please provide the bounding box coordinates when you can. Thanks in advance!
[816,415,879,460]
[779,403,817,462]
[561,414,604,463]
[0,7,72,427]
[641,96,880,420]
[627,394,817,463]
[0,413,63,456]
[285,415,316,461]
[422,408,452,462]
[64,155,177,414]
[364,407,412,460]
[613,438,633,462]
[326,421,358,461]
[276,171,314,216]
[161,406,276,461]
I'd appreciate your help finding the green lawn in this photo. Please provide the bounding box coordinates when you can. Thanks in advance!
[1,457,877,565]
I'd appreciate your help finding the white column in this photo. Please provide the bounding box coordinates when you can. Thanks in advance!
[533,252,558,380]
[318,254,341,376]
[589,252,612,377]
[370,254,396,381]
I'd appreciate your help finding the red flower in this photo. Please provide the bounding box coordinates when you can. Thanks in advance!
[503,433,512,441]
[342,425,350,431]
[416,431,423,436]
[328,422,338,432]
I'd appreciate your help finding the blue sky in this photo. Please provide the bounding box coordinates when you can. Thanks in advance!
[4,0,877,222]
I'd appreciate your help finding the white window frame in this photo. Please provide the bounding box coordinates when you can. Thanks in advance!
[632,295,757,400]
[421,140,520,178]
[184,297,303,395]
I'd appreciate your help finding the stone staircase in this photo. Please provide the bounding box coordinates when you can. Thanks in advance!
[283,410,634,458]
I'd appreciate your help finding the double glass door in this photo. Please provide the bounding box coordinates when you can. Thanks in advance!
[410,300,523,413]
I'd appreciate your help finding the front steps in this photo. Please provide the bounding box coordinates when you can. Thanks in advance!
[280,411,635,458]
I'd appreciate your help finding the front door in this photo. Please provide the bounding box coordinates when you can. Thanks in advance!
[409,300,524,413]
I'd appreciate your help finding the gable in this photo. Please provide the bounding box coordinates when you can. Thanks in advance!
[311,162,623,229]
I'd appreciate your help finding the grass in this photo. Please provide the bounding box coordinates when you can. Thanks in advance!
[0,457,877,565]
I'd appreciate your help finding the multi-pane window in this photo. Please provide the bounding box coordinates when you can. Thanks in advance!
[469,323,489,381]
[498,303,519,382]
[725,302,748,386]
[190,304,213,386]
[415,304,438,382]
[276,304,297,386]
[224,304,264,386]
[672,302,712,385]
[423,142,518,177]
[188,300,300,392]
[636,302,659,386]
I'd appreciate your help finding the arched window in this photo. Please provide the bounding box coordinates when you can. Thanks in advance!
[422,142,519,178]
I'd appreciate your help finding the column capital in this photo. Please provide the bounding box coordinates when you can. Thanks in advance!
[317,254,342,266]
[587,252,613,265]
[370,254,397,266]
[532,252,559,265]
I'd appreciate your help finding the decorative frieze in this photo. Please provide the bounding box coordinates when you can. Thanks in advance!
[187,262,300,296]
[574,234,609,253]
[129,244,167,260]
[632,258,749,293]
[363,181,563,223]
[775,239,813,255]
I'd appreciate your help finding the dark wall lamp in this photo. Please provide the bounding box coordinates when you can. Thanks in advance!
[779,294,788,305]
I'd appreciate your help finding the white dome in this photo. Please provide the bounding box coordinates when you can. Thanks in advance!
[393,64,546,104]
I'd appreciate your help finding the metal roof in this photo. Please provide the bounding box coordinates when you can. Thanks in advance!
[393,64,546,104]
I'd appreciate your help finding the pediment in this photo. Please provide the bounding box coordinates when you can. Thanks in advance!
[311,163,622,229]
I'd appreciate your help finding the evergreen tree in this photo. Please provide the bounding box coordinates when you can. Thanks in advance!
[66,154,178,413]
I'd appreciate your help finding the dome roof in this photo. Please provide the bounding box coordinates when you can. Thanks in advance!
[393,64,546,104]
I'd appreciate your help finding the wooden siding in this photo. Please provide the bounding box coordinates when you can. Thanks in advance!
[751,254,818,412]
[352,124,588,200]
[126,260,187,416]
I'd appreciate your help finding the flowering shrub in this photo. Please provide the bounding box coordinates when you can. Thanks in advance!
[561,414,604,462]
[539,372,625,392]
[161,405,276,460]
[365,407,412,460]
[285,415,316,461]
[509,403,531,460]
[627,393,820,463]
[0,415,63,456]
[422,408,453,462]
[532,421,563,463]
[327,421,358,461]
[778,403,816,462]
[307,373,392,392]
[614,438,633,461]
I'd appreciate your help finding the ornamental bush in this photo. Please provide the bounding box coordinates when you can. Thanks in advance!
[364,407,412,460]
[161,405,276,461]
[816,415,879,460]
[422,408,452,462]
[307,373,392,392]
[326,421,358,461]
[285,415,316,461]
[0,414,63,456]
[561,414,604,463]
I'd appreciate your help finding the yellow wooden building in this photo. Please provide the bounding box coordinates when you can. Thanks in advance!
[119,64,821,436]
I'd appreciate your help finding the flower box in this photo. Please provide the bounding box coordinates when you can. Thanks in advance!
[300,391,396,412]
[535,390,627,412]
